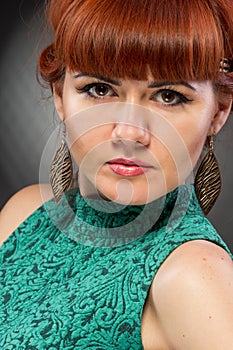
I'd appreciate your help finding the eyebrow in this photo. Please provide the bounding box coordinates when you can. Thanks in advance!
[73,73,122,86]
[73,73,196,91]
[148,81,196,91]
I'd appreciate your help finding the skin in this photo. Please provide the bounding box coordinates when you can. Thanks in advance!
[54,71,230,205]
[0,71,233,349]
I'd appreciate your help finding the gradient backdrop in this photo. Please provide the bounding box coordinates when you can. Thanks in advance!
[1,0,233,251]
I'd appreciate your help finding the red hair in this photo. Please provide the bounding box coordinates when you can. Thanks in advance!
[38,0,233,97]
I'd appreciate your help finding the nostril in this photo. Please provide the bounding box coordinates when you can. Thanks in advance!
[111,123,150,146]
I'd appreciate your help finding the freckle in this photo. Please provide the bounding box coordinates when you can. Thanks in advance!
[202,258,207,261]
[208,316,212,319]
[221,257,224,260]
[182,334,186,338]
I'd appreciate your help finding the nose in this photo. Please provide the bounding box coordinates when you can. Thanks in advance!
[111,104,151,146]
[111,123,150,146]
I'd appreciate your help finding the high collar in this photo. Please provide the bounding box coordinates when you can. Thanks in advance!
[45,185,202,248]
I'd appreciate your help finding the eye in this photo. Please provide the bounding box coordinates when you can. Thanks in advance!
[151,89,191,106]
[76,82,117,99]
[90,83,112,97]
[160,91,177,103]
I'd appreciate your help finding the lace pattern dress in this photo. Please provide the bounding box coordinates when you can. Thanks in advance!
[0,185,232,349]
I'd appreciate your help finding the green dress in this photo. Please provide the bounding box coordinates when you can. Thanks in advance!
[0,185,232,349]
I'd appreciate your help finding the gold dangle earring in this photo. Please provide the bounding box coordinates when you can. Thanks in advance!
[49,126,73,202]
[194,134,221,215]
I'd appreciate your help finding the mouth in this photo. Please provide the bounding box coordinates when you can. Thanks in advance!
[106,158,154,176]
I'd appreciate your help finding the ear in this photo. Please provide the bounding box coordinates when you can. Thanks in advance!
[209,94,232,135]
[53,85,65,121]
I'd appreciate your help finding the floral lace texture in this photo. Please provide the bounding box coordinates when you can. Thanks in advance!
[0,185,232,349]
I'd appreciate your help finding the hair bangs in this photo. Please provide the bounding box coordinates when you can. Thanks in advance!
[54,0,226,82]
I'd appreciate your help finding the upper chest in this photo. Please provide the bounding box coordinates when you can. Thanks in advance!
[1,236,157,349]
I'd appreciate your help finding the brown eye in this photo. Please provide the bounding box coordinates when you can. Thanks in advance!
[161,91,176,103]
[87,83,117,98]
[94,84,110,96]
[77,82,117,99]
[151,89,190,106]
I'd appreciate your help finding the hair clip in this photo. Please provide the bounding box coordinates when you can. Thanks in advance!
[219,58,232,73]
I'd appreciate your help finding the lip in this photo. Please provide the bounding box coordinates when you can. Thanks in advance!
[106,158,153,176]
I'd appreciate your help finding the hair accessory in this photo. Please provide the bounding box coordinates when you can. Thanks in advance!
[219,58,232,73]
[194,135,221,215]
[49,129,73,202]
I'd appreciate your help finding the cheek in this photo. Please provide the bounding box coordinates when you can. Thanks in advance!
[170,106,215,166]
[149,115,210,184]
[69,127,112,166]
[70,139,86,165]
[180,121,211,165]
[149,138,180,187]
[186,136,206,165]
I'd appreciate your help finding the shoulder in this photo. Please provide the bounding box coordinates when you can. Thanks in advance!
[0,184,53,245]
[151,240,233,349]
[156,239,232,273]
[156,239,233,280]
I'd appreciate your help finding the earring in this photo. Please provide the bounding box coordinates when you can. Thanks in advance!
[194,135,221,215]
[49,130,73,202]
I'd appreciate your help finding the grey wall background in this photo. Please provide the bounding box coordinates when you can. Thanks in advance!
[0,1,233,251]
[0,0,55,205]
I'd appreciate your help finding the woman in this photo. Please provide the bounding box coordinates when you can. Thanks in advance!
[0,0,233,348]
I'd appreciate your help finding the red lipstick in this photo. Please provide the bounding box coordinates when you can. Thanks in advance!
[107,158,153,176]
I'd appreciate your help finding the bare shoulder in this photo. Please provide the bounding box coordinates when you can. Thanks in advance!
[151,240,233,349]
[153,239,233,299]
[156,239,233,278]
[153,239,233,296]
[0,184,53,246]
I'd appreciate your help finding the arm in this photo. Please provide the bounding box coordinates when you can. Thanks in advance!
[152,240,233,349]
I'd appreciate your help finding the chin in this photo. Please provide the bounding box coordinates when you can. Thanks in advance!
[96,180,168,206]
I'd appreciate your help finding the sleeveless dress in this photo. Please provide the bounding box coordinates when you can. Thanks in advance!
[0,184,232,349]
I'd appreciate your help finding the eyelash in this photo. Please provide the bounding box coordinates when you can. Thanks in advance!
[76,82,192,107]
[76,83,117,100]
[151,88,192,107]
